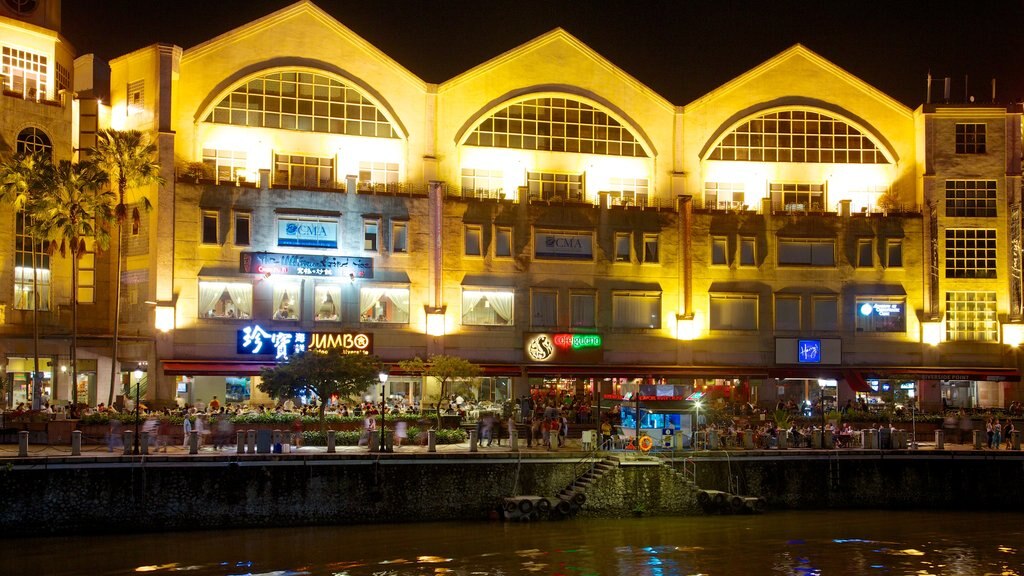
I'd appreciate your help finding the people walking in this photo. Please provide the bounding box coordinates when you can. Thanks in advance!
[1004,420,1015,449]
[182,411,193,448]
[993,419,1002,450]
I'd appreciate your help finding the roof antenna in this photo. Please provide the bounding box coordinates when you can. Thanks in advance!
[926,71,932,104]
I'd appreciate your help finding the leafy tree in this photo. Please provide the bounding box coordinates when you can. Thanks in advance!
[36,160,114,405]
[259,351,381,432]
[398,354,481,428]
[93,129,164,405]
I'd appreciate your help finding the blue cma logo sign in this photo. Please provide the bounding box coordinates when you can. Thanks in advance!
[797,339,821,363]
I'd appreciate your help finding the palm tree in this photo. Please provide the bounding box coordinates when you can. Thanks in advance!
[93,130,163,406]
[0,152,52,409]
[36,160,113,406]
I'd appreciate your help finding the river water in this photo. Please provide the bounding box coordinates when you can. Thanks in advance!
[4,511,1022,575]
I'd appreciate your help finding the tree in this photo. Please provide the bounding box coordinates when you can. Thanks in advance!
[259,351,381,433]
[36,159,114,405]
[93,129,164,406]
[398,354,481,428]
[0,152,52,409]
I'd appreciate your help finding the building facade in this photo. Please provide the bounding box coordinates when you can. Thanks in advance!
[2,0,1022,413]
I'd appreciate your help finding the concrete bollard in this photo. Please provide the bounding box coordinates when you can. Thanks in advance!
[811,430,822,449]
[123,431,134,455]
[246,429,256,454]
[708,429,719,450]
[469,429,478,452]
[973,429,984,450]
[140,432,150,455]
[327,430,336,453]
[742,430,754,449]
[71,430,82,456]
[272,429,282,452]
[368,430,379,452]
[18,430,28,457]
[189,430,199,454]
[509,428,518,452]
[823,429,834,449]
[777,430,788,450]
[236,431,246,453]
[427,429,436,452]
[934,429,944,450]
[1013,430,1021,451]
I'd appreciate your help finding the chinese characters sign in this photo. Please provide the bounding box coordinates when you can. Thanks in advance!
[237,325,373,360]
[240,252,373,278]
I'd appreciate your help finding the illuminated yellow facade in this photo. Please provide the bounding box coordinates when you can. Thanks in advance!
[2,0,1022,411]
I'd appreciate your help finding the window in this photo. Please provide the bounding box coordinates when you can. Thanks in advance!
[531,289,558,327]
[739,237,756,267]
[204,70,398,138]
[642,234,659,263]
[812,296,839,331]
[607,177,650,207]
[855,298,906,333]
[1,46,48,99]
[391,221,408,253]
[274,154,334,189]
[778,239,835,266]
[857,238,873,268]
[465,96,647,157]
[272,281,301,321]
[202,149,247,183]
[945,291,998,342]
[358,161,399,190]
[774,295,800,331]
[461,168,504,198]
[201,211,218,244]
[363,219,379,252]
[462,289,514,326]
[886,239,903,268]
[314,284,341,322]
[771,183,826,212]
[571,292,596,328]
[14,211,49,311]
[710,294,758,330]
[612,292,660,329]
[710,109,887,164]
[77,239,96,304]
[955,123,986,154]
[360,286,411,323]
[711,236,728,266]
[945,180,997,217]
[945,229,996,278]
[15,127,51,156]
[234,213,251,246]
[464,225,482,256]
[130,207,141,236]
[704,182,745,210]
[127,79,144,114]
[55,62,70,93]
[614,233,631,262]
[495,226,512,258]
[198,281,252,319]
[527,172,584,202]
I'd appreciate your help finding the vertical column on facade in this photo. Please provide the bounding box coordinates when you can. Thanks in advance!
[426,181,445,356]
[678,195,693,319]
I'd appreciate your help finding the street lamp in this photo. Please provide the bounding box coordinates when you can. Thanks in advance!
[909,387,917,449]
[693,400,702,450]
[378,371,389,453]
[132,368,143,455]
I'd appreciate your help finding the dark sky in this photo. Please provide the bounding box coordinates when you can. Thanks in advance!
[61,0,1024,108]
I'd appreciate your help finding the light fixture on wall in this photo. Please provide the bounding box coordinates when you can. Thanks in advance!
[1003,324,1024,347]
[676,313,697,341]
[425,305,447,336]
[922,321,943,347]
[146,300,176,333]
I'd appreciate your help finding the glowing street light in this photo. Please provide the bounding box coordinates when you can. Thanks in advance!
[378,371,389,453]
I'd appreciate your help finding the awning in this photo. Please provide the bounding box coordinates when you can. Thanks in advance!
[858,367,1020,383]
[526,365,768,378]
[843,369,874,393]
[163,360,278,376]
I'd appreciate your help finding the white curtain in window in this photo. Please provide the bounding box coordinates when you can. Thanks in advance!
[387,288,410,321]
[225,282,253,318]
[532,291,557,326]
[198,282,224,317]
[273,282,301,320]
[571,294,595,327]
[614,293,660,328]
[315,284,341,321]
[486,290,513,325]
[360,287,387,320]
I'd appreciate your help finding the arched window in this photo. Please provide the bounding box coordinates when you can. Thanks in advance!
[465,97,647,157]
[15,127,51,156]
[709,110,888,164]
[204,70,398,138]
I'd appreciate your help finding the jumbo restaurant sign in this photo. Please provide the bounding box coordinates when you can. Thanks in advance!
[237,325,373,360]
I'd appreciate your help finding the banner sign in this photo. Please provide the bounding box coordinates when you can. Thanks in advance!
[277,217,338,249]
[775,337,841,365]
[524,332,603,363]
[237,325,373,360]
[534,232,594,260]
[240,252,373,278]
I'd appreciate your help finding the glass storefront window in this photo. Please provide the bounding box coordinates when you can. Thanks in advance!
[226,377,250,403]
[273,281,301,320]
[314,284,341,321]
[360,286,410,323]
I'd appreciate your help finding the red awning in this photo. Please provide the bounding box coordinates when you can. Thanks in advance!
[162,360,278,376]
[843,369,874,393]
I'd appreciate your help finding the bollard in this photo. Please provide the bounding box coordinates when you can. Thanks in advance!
[708,429,719,450]
[742,430,754,450]
[1013,430,1021,451]
[368,430,379,452]
[18,430,28,457]
[327,430,336,453]
[777,430,788,450]
[864,429,876,449]
[71,430,82,456]
[236,431,246,454]
[469,429,478,452]
[509,428,518,452]
[140,432,150,455]
[934,429,944,450]
[427,429,437,452]
[189,430,199,454]
[123,430,134,456]
[823,429,834,449]
[811,430,822,449]
[246,429,256,454]
[272,429,282,453]
[973,429,984,450]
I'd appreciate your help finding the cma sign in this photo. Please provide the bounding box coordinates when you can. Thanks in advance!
[277,218,338,249]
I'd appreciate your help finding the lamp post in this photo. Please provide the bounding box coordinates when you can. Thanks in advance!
[693,400,702,450]
[910,386,917,449]
[378,371,388,453]
[132,368,143,455]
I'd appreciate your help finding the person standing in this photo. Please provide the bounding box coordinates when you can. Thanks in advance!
[182,411,193,448]
[986,418,994,449]
[993,419,1002,450]
[1004,420,1015,449]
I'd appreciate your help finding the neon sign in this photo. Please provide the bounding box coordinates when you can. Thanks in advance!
[551,333,602,349]
[524,332,603,363]
[237,325,373,360]
[797,339,821,363]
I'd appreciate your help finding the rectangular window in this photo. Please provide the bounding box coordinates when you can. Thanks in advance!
[77,244,96,304]
[774,295,801,331]
[461,168,504,199]
[359,161,400,190]
[127,79,144,114]
[360,286,411,324]
[642,234,659,263]
[1,46,48,99]
[945,229,996,278]
[703,182,745,210]
[945,291,998,342]
[314,284,341,321]
[857,238,873,268]
[607,177,650,207]
[614,232,631,262]
[711,236,728,266]
[612,292,661,329]
[363,219,379,252]
[234,212,251,246]
[945,180,997,217]
[527,171,584,202]
[202,149,248,184]
[14,211,50,310]
[198,281,252,319]
[886,239,903,268]
[495,226,512,258]
[272,281,302,321]
[462,289,514,326]
[531,289,558,327]
[571,291,596,328]
[274,153,334,189]
[739,237,756,267]
[770,183,825,212]
[812,296,839,331]
[391,221,408,253]
[710,294,758,331]
[955,123,986,154]
[778,239,835,266]
[465,225,482,256]
[855,298,906,333]
[201,211,218,244]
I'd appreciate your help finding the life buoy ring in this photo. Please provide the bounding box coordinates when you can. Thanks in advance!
[638,435,654,452]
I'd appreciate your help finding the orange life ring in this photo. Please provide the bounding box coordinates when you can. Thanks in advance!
[638,435,654,452]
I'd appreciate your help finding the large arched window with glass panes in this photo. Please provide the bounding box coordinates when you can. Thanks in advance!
[465,97,648,157]
[709,110,888,164]
[15,127,51,156]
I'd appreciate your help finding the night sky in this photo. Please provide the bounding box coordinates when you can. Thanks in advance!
[61,0,1024,108]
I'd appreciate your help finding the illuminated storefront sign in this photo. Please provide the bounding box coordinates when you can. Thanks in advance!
[775,338,841,365]
[855,300,906,333]
[534,231,594,260]
[797,339,821,363]
[237,325,373,360]
[524,332,603,363]
[240,252,373,278]
[277,217,338,249]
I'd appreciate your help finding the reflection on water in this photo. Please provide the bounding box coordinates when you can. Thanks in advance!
[4,511,1022,576]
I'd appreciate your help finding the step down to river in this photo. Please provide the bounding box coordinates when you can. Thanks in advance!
[696,489,765,514]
